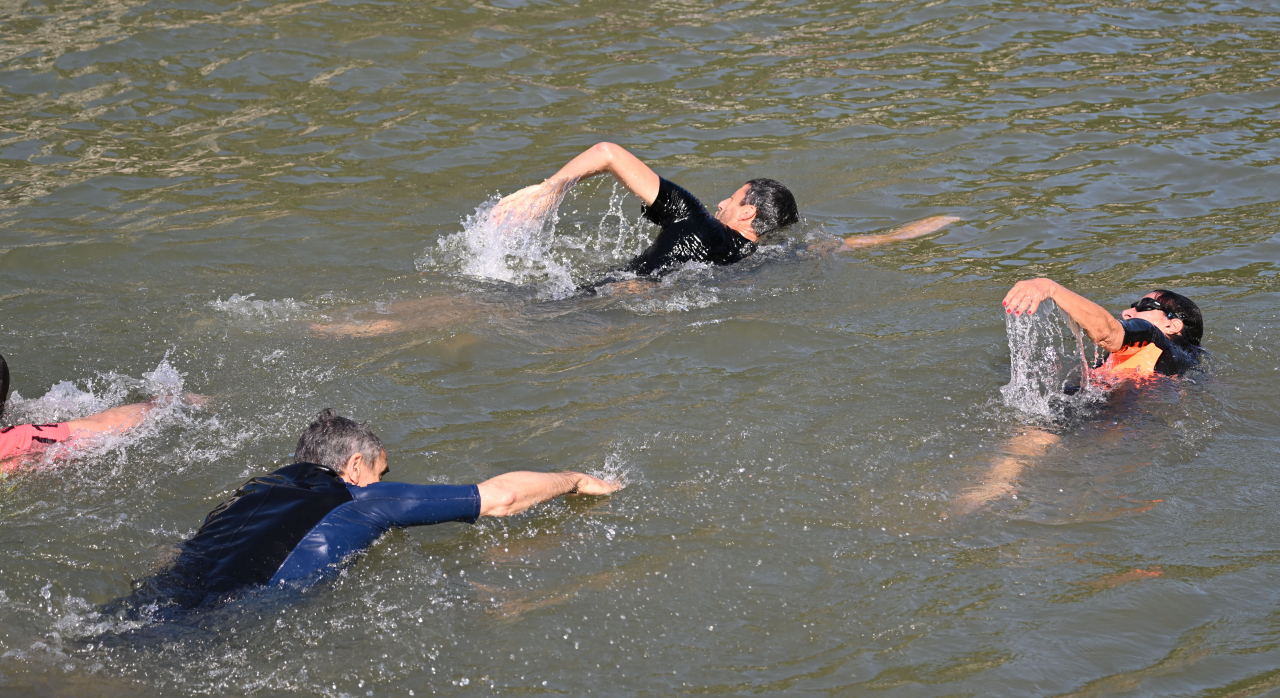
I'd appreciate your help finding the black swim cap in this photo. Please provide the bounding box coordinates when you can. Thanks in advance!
[0,353,9,420]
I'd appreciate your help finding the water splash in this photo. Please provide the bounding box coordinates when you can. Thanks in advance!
[208,294,312,322]
[418,180,652,299]
[999,300,1102,422]
[620,286,721,315]
[2,354,205,468]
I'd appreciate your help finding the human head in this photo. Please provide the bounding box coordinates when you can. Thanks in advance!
[294,408,387,483]
[0,353,8,420]
[742,178,799,236]
[1121,290,1202,346]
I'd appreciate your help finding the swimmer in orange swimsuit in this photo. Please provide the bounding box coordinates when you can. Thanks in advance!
[951,278,1204,515]
[0,354,177,470]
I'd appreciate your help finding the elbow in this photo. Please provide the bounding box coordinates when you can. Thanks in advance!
[591,142,623,162]
[1096,328,1125,353]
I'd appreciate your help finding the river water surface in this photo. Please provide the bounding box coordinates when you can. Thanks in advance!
[2,0,1279,695]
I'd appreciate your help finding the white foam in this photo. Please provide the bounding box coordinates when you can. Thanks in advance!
[621,287,721,315]
[418,181,652,299]
[208,293,312,321]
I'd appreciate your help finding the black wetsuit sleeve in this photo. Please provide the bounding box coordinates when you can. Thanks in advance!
[1118,318,1201,375]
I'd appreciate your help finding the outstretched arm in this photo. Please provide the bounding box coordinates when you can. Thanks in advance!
[1002,278,1125,353]
[841,215,961,248]
[63,393,205,438]
[477,471,620,518]
[64,402,152,437]
[491,143,661,225]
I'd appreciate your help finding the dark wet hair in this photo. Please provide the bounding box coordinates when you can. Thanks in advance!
[294,408,383,474]
[1152,289,1203,346]
[0,353,8,420]
[743,178,799,236]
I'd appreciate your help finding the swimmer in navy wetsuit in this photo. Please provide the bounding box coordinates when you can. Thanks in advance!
[952,278,1204,514]
[110,409,618,612]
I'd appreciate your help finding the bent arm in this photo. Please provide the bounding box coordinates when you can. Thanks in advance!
[543,142,661,205]
[1002,278,1125,353]
[477,471,619,518]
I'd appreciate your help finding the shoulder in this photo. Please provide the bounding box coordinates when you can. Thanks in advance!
[642,178,707,223]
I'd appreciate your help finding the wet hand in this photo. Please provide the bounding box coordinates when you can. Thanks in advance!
[1002,278,1059,316]
[572,473,622,496]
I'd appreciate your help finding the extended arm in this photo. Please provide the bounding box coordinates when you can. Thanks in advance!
[64,402,151,436]
[477,471,619,518]
[1002,278,1126,353]
[63,393,206,437]
[841,215,961,248]
[542,142,661,204]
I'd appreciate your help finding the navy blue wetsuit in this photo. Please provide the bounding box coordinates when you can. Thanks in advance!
[128,462,479,609]
[620,178,757,277]
[1105,318,1203,376]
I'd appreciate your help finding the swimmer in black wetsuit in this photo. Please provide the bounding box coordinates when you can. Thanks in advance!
[952,278,1205,515]
[490,142,961,287]
[310,143,959,335]
[106,409,618,614]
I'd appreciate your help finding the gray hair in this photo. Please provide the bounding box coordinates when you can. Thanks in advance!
[294,408,384,474]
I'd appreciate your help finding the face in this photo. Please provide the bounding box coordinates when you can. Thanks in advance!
[1121,292,1183,337]
[343,448,390,487]
[369,449,390,483]
[715,184,755,228]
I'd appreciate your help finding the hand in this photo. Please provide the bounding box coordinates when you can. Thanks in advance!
[1002,278,1060,316]
[489,179,570,230]
[571,473,622,496]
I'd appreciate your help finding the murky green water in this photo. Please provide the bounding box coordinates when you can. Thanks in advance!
[2,0,1279,695]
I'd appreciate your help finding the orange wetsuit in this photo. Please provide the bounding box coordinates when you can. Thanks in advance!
[0,423,71,462]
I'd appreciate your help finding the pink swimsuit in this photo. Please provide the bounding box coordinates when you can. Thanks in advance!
[0,423,71,463]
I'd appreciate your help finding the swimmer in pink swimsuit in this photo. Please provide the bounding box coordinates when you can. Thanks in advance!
[0,353,170,471]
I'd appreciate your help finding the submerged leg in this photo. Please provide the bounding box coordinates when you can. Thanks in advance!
[309,295,501,338]
[950,427,1060,516]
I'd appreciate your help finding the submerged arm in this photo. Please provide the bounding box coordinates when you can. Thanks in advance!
[1002,278,1125,353]
[477,471,619,518]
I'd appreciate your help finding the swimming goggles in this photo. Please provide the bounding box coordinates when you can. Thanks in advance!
[1130,297,1182,319]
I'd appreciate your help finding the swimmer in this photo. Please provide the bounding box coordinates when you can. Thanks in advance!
[952,278,1204,515]
[0,353,184,469]
[107,409,619,612]
[492,142,959,282]
[311,145,958,336]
